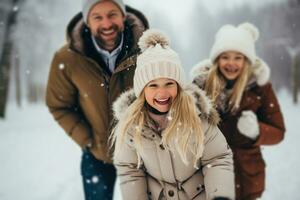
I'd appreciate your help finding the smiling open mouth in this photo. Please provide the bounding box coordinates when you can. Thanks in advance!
[154,98,171,105]
[225,67,239,73]
[101,29,115,36]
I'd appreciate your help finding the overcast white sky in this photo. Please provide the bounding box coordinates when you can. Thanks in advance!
[125,0,285,16]
[124,0,285,51]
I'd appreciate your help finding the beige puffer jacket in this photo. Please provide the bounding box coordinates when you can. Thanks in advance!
[113,84,235,200]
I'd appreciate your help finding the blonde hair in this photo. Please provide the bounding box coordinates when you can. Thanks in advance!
[112,86,205,168]
[205,59,252,112]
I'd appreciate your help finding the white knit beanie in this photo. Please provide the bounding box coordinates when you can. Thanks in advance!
[210,22,259,64]
[134,29,185,97]
[82,0,126,24]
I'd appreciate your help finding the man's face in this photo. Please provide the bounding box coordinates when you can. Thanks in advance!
[88,1,125,51]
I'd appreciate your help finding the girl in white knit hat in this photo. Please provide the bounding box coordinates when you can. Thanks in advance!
[111,29,235,200]
[191,23,285,200]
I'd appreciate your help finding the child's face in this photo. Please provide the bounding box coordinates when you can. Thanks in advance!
[217,51,246,80]
[144,78,178,113]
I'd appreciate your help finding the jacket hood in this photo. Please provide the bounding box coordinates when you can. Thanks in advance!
[65,5,149,54]
[113,84,220,126]
[190,57,270,87]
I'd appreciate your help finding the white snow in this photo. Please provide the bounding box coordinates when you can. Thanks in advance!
[0,104,84,200]
[58,63,65,70]
[12,6,19,12]
[0,89,299,199]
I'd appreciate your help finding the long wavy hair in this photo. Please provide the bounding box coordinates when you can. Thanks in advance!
[112,86,205,168]
[204,59,252,112]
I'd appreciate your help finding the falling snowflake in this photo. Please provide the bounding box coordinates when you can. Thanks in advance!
[58,63,65,70]
[270,103,274,108]
[86,179,91,184]
[256,96,261,100]
[12,6,19,12]
[100,83,105,87]
[206,164,212,168]
[83,93,88,98]
[91,176,99,184]
[167,115,173,121]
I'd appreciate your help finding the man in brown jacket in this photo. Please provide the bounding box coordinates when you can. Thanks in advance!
[46,0,148,199]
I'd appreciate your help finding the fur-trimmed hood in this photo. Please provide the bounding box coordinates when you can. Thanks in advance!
[190,57,270,87]
[66,5,149,55]
[113,83,220,126]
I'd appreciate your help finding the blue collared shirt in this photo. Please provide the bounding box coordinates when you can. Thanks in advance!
[92,34,124,73]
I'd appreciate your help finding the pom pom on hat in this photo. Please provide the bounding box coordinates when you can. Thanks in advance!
[238,22,259,42]
[134,29,185,97]
[138,29,170,52]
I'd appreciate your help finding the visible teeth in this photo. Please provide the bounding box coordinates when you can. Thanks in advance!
[226,68,237,72]
[102,30,114,35]
[156,98,169,102]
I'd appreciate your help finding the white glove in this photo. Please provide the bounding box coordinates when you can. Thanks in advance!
[237,110,259,140]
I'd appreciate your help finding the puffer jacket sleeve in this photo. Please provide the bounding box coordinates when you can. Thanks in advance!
[201,124,235,200]
[254,83,285,145]
[113,132,148,200]
[46,51,91,148]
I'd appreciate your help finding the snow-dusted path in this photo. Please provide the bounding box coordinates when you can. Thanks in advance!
[0,104,84,200]
[0,90,299,200]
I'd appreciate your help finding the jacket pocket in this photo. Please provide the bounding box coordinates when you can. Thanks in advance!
[147,176,163,200]
[235,147,266,194]
[181,171,205,199]
[235,148,265,176]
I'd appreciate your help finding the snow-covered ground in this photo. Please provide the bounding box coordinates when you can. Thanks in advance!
[0,89,299,200]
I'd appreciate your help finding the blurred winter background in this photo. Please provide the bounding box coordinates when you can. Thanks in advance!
[0,0,300,199]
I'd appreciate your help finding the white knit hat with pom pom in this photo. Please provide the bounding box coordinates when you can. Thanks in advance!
[210,22,259,64]
[134,29,185,97]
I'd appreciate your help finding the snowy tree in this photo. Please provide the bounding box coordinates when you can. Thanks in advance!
[0,0,23,118]
[262,0,300,103]
[13,0,80,103]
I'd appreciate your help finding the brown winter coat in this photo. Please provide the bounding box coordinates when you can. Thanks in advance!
[46,7,148,163]
[113,85,235,200]
[191,59,286,200]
